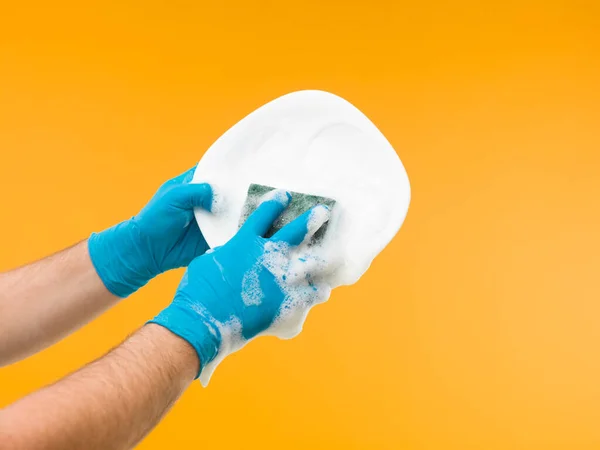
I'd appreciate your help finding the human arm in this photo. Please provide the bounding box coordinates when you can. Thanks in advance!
[0,324,198,450]
[0,241,118,366]
[0,167,213,366]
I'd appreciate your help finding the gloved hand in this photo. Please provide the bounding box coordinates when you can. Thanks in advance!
[149,190,332,383]
[88,167,213,298]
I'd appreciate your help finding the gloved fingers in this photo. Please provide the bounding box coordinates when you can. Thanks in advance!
[168,183,214,211]
[271,204,330,246]
[240,190,291,237]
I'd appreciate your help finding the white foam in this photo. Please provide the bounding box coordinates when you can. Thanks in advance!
[208,185,227,215]
[262,241,333,340]
[191,90,410,385]
[199,317,243,386]
[241,265,263,306]
[304,204,330,242]
[198,238,333,386]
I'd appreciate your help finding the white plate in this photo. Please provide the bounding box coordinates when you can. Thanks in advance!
[193,90,410,287]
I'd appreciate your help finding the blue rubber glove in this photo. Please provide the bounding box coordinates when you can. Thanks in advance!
[88,167,213,298]
[149,190,332,382]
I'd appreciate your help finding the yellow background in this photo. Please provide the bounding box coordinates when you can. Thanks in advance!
[1,1,600,449]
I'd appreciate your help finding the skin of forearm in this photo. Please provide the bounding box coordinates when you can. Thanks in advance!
[0,240,118,366]
[0,324,199,450]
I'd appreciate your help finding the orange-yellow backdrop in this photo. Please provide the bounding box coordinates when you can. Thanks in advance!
[1,1,600,449]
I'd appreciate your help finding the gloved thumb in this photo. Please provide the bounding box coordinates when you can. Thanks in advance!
[169,183,213,211]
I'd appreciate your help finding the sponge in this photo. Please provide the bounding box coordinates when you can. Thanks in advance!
[238,184,336,243]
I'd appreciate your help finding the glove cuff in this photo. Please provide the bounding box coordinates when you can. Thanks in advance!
[88,220,155,298]
[148,305,221,379]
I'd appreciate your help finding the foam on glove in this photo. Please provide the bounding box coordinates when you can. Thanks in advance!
[198,202,332,386]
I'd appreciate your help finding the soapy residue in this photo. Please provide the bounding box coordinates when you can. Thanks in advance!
[192,90,411,385]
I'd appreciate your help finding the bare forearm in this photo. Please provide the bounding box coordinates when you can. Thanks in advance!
[0,324,199,450]
[0,241,117,365]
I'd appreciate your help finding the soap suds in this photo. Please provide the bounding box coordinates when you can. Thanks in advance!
[200,317,243,386]
[303,204,330,245]
[199,232,332,387]
[208,185,227,215]
[241,265,263,306]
